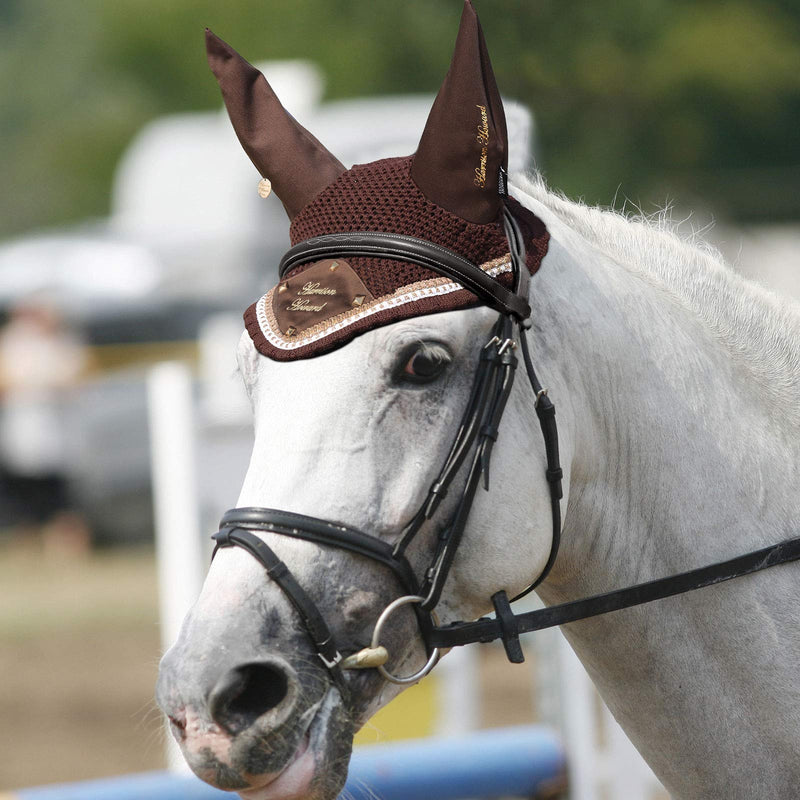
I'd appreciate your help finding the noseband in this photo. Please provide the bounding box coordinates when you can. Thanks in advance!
[212,184,800,693]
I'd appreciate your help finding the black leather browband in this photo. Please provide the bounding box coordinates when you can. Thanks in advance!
[278,231,532,321]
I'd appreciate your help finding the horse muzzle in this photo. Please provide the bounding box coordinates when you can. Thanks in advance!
[156,612,354,798]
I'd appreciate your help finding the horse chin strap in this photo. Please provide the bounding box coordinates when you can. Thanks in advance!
[211,187,800,690]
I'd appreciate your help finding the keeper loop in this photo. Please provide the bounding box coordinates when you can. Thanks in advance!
[546,467,563,484]
[429,481,447,497]
[480,424,499,442]
[492,590,524,664]
[211,529,233,547]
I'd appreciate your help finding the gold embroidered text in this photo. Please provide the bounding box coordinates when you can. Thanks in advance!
[288,299,328,312]
[298,281,337,296]
[474,104,489,188]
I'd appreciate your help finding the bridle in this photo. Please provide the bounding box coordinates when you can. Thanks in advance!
[212,180,800,694]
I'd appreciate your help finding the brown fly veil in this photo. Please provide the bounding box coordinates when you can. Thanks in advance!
[206,1,549,361]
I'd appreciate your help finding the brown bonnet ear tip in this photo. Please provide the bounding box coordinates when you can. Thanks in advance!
[461,0,481,21]
[204,28,230,60]
[205,29,242,77]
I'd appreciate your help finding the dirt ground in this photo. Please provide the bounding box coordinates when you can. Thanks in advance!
[0,540,165,790]
[0,539,539,792]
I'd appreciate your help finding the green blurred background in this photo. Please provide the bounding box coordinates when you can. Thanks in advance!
[2,0,800,242]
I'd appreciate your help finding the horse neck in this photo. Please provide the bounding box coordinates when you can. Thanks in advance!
[522,195,800,798]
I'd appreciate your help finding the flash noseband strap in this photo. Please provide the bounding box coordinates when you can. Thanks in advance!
[278,231,532,321]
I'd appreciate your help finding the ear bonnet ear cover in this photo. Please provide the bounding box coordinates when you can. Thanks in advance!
[207,1,549,361]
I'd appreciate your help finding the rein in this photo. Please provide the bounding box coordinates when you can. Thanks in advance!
[431,538,800,649]
[211,183,800,689]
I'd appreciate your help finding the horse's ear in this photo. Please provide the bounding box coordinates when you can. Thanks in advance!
[411,1,508,224]
[205,29,346,220]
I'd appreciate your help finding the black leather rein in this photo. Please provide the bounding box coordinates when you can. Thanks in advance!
[431,537,800,649]
[212,195,800,689]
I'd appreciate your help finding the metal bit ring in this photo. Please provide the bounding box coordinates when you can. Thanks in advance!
[371,595,440,685]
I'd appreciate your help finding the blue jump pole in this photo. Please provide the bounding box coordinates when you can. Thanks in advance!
[8,726,564,800]
[344,725,564,800]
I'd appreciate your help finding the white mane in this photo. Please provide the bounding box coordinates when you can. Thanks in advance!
[515,173,800,427]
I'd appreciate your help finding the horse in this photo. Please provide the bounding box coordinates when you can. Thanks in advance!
[156,4,800,799]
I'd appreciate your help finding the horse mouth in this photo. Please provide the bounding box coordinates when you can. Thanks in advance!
[241,687,352,800]
[238,731,313,800]
[183,686,353,800]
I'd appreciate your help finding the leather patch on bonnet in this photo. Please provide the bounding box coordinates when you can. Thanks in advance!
[272,259,374,337]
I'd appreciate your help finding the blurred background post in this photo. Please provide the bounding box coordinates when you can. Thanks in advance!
[1,0,798,795]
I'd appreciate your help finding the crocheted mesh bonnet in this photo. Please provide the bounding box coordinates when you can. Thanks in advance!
[207,2,549,361]
[244,156,548,360]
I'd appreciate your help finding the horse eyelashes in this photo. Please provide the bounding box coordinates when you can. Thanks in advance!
[397,343,452,384]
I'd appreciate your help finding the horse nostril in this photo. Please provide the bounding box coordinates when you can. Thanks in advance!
[168,713,187,741]
[208,662,291,735]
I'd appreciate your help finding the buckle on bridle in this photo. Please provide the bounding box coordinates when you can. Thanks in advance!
[497,338,517,355]
[317,650,343,670]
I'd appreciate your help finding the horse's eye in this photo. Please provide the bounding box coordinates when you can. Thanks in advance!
[398,344,451,384]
